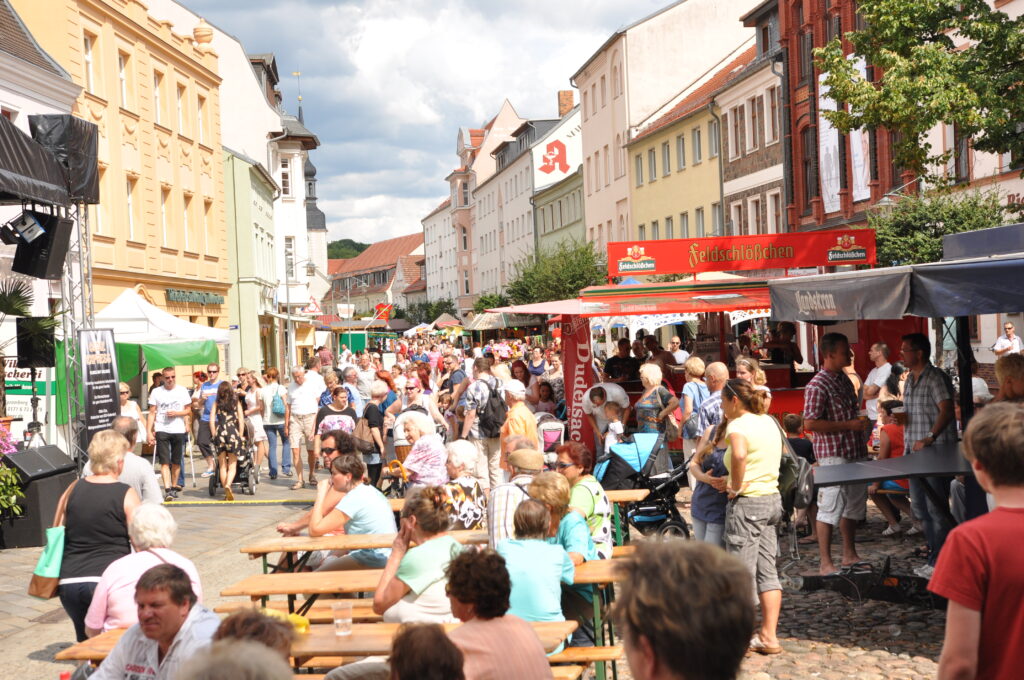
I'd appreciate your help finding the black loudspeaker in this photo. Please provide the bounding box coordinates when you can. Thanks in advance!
[12,211,72,280]
[16,317,55,368]
[28,114,100,204]
[0,446,76,548]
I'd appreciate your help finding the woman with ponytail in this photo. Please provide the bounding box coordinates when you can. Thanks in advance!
[720,379,783,655]
[373,485,462,623]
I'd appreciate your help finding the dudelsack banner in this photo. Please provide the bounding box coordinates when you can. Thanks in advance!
[607,228,876,277]
[78,328,119,447]
[561,314,594,448]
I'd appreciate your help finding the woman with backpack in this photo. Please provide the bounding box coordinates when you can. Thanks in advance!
[209,382,246,501]
[680,356,710,456]
[261,367,291,480]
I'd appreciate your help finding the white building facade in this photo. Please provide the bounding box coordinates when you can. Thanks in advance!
[422,198,458,304]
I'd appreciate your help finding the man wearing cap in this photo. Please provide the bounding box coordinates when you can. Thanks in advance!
[488,448,545,548]
[500,380,538,473]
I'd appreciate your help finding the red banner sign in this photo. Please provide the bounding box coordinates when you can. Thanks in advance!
[374,303,393,321]
[607,228,876,277]
[561,314,594,450]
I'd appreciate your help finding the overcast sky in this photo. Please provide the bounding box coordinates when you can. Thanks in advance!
[186,0,668,244]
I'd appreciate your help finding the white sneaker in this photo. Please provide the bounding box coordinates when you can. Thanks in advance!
[882,525,902,537]
[913,564,934,579]
[906,525,923,536]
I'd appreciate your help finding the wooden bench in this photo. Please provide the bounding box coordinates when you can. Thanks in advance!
[214,599,381,623]
[551,666,586,680]
[611,544,635,558]
[548,645,624,664]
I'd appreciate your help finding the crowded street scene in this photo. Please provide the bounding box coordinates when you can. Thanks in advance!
[1,0,1024,679]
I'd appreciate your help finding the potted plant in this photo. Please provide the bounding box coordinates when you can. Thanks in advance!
[0,277,61,418]
[0,422,23,520]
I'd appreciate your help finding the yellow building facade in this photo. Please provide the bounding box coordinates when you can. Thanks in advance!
[12,0,230,327]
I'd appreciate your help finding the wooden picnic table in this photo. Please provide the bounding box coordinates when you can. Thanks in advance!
[242,530,489,572]
[55,620,576,664]
[605,488,650,546]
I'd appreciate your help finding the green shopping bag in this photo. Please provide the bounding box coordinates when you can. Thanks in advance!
[28,525,65,599]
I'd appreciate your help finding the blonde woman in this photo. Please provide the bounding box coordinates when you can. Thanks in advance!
[635,363,679,434]
[680,356,710,454]
[118,382,145,453]
[736,356,772,411]
[238,368,267,471]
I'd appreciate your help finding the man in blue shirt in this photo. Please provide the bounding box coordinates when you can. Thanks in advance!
[192,362,223,477]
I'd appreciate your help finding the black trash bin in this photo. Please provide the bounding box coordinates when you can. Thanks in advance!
[0,445,76,548]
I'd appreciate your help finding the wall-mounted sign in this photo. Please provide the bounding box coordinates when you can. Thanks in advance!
[607,228,876,277]
[532,109,582,191]
[167,288,225,305]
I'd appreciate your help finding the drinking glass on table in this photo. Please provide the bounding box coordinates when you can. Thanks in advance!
[332,600,353,636]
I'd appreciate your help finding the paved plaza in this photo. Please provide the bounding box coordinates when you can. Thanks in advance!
[0,471,945,679]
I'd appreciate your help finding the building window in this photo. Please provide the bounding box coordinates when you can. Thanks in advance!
[713,203,724,234]
[766,85,780,143]
[635,154,644,186]
[280,158,292,196]
[117,52,129,109]
[461,226,468,250]
[604,145,610,186]
[461,182,469,205]
[662,142,671,176]
[695,208,705,237]
[952,125,970,183]
[665,215,674,239]
[890,131,904,189]
[125,178,135,241]
[729,106,744,159]
[600,75,607,107]
[767,191,782,233]
[614,134,622,176]
[692,128,703,164]
[799,31,814,85]
[731,202,744,235]
[802,127,818,208]
[749,197,762,234]
[160,189,169,247]
[197,96,206,143]
[594,149,601,190]
[638,224,646,240]
[586,157,592,193]
[709,119,720,157]
[176,84,186,133]
[648,148,657,181]
[182,196,191,251]
[153,72,163,124]
[463,271,470,295]
[676,135,686,170]
[651,220,659,240]
[680,212,689,237]
[612,65,619,97]
[747,96,761,150]
[583,91,589,120]
[83,33,95,93]
[204,201,212,253]
[284,236,296,279]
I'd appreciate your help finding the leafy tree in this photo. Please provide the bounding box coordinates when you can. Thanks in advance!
[867,189,1006,266]
[816,0,1024,180]
[473,293,509,314]
[393,299,459,325]
[327,238,370,259]
[506,241,607,305]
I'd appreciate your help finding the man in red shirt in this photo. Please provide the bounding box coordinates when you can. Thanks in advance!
[929,402,1024,680]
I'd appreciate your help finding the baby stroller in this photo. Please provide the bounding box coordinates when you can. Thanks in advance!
[535,412,565,466]
[596,432,690,538]
[208,418,259,497]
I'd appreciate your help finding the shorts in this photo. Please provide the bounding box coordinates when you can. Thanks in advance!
[816,457,868,526]
[155,431,187,466]
[290,412,316,449]
[724,493,782,601]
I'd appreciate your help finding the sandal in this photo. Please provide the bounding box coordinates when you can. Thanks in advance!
[749,635,783,655]
[290,481,304,490]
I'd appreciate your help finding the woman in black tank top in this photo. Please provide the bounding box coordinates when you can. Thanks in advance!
[55,430,140,641]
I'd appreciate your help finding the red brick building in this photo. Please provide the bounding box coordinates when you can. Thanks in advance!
[778,0,914,231]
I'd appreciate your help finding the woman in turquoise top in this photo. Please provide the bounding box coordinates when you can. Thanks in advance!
[528,471,597,647]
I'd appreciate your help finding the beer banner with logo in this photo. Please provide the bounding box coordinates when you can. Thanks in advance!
[79,328,120,447]
[608,228,876,277]
[769,267,911,321]
[561,314,595,448]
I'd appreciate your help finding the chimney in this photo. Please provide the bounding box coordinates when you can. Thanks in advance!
[558,90,574,118]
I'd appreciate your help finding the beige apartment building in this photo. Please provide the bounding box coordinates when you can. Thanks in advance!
[13,0,230,327]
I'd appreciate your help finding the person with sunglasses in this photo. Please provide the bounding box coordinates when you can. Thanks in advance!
[554,441,612,560]
[118,382,146,454]
[192,363,224,478]
[720,378,784,655]
[148,367,192,501]
[273,430,351,538]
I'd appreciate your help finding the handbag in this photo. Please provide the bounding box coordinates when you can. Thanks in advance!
[771,418,813,512]
[353,416,376,454]
[657,388,681,442]
[29,480,77,600]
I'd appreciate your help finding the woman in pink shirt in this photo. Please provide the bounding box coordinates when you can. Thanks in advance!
[84,503,202,636]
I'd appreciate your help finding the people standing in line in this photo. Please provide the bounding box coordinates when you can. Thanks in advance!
[900,332,957,579]
[603,337,641,383]
[991,320,1022,357]
[210,382,245,502]
[929,402,1024,680]
[286,365,322,490]
[581,383,631,457]
[720,379,783,655]
[55,430,140,642]
[803,332,873,576]
[192,363,224,478]
[862,342,893,425]
[118,383,145,454]
[261,367,291,480]
[461,357,505,489]
[238,368,268,473]
[85,416,162,505]
[147,366,192,501]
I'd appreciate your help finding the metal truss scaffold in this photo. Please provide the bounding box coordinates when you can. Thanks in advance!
[60,202,94,468]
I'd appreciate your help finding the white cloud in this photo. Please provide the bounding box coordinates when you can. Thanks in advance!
[320,194,439,243]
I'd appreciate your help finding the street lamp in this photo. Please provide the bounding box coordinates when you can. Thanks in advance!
[283,259,330,368]
[874,177,920,211]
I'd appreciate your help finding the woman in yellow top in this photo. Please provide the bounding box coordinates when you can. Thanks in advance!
[721,378,783,656]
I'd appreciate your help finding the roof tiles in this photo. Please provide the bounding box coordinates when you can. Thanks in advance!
[332,232,424,277]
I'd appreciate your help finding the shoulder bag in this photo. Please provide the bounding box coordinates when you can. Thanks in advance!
[771,417,813,512]
[657,388,681,442]
[28,480,77,599]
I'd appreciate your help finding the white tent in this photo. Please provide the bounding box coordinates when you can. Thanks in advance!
[95,288,229,344]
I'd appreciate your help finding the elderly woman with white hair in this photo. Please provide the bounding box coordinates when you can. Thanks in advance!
[444,440,488,529]
[83,503,202,636]
[399,410,448,495]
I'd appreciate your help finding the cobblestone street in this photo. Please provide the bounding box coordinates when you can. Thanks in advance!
[0,476,946,679]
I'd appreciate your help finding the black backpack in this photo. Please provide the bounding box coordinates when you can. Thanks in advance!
[476,379,507,438]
